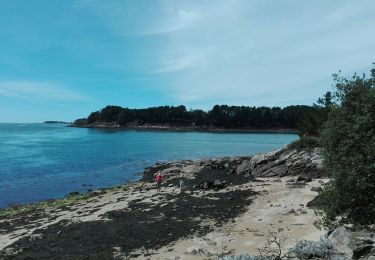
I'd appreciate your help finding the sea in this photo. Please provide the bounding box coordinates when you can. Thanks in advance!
[0,123,298,208]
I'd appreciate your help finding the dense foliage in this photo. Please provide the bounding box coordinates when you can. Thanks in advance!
[74,104,319,132]
[287,136,320,151]
[319,67,375,227]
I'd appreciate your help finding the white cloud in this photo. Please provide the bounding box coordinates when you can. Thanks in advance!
[75,0,375,107]
[145,0,375,106]
[140,9,200,35]
[0,81,90,103]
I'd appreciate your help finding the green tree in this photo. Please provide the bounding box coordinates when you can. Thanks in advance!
[87,111,100,124]
[319,67,375,227]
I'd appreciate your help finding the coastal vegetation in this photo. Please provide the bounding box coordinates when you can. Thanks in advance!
[0,192,91,218]
[74,104,322,134]
[318,66,375,228]
[0,185,129,218]
[287,136,320,151]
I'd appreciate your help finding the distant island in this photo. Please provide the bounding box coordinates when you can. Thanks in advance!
[44,121,70,124]
[72,104,323,135]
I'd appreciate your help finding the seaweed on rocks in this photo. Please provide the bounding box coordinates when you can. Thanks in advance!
[190,166,251,187]
[1,189,256,260]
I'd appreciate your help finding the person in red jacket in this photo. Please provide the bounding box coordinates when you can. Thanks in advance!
[155,172,164,192]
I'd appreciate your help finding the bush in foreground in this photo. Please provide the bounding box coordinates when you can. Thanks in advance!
[319,66,375,228]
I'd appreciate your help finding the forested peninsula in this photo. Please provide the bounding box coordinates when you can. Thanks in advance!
[73,104,325,135]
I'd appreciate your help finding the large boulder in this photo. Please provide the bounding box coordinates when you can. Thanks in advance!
[327,227,353,259]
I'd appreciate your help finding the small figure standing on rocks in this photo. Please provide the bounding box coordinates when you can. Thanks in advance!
[155,172,164,192]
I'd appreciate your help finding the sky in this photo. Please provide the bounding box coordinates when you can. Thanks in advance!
[1,0,375,123]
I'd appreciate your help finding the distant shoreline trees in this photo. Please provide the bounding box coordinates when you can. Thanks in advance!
[74,104,323,134]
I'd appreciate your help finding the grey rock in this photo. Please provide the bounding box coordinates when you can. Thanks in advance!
[328,227,353,259]
[311,186,322,192]
[249,147,324,179]
[236,160,251,175]
[244,173,251,178]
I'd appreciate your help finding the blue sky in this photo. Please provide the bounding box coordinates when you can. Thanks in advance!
[1,0,375,122]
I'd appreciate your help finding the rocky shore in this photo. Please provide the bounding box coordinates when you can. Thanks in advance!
[0,147,373,259]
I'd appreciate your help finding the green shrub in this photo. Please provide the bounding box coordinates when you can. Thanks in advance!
[287,136,320,151]
[319,66,375,228]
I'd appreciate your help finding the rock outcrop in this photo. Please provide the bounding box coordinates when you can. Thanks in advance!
[143,147,324,186]
[240,148,323,178]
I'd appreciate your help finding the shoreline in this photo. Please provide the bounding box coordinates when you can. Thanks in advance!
[70,124,299,134]
[0,147,325,259]
[0,146,320,214]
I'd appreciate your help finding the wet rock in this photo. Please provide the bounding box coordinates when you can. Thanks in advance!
[311,186,322,192]
[353,244,374,259]
[297,176,312,182]
[199,179,228,190]
[213,179,228,189]
[236,160,251,175]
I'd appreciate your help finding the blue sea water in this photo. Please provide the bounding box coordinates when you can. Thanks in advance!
[0,123,298,208]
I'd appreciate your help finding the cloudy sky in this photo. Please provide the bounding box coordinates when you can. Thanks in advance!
[1,0,375,122]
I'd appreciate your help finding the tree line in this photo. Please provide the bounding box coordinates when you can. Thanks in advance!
[74,104,324,133]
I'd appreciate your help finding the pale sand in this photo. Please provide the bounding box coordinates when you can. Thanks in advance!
[0,177,327,259]
[141,177,328,260]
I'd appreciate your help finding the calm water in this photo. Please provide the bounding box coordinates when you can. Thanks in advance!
[0,123,298,208]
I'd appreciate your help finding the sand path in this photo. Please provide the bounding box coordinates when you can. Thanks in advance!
[143,177,327,260]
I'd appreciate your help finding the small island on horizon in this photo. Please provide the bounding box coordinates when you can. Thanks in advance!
[44,121,70,124]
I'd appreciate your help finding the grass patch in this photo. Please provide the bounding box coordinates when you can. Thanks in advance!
[0,192,91,218]
[0,182,133,218]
